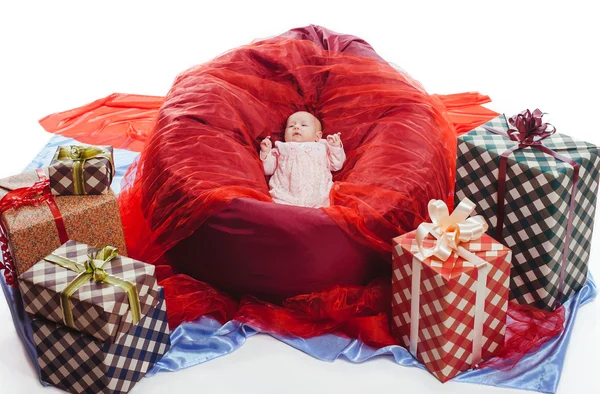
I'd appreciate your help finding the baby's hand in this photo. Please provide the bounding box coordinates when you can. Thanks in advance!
[260,136,272,153]
[327,133,342,147]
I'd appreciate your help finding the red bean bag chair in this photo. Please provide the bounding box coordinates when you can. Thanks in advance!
[39,25,499,305]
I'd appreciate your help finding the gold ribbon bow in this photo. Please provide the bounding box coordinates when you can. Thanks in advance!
[44,246,142,330]
[415,198,488,262]
[410,198,490,366]
[55,145,115,195]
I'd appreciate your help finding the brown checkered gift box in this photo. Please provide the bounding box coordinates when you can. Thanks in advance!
[31,288,170,394]
[0,169,127,282]
[391,198,511,382]
[49,145,114,195]
[18,240,160,342]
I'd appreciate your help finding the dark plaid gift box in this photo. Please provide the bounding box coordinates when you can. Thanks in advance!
[19,240,159,342]
[49,145,114,195]
[455,112,600,310]
[31,288,170,394]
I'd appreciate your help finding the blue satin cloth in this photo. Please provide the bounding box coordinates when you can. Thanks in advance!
[146,277,596,394]
[1,134,597,394]
[1,275,43,382]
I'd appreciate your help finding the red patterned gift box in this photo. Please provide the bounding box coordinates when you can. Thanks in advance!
[391,198,511,382]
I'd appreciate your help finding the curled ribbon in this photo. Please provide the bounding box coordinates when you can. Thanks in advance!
[415,198,489,262]
[55,145,115,195]
[43,246,142,330]
[0,172,69,286]
[0,180,50,212]
[506,109,556,146]
[410,198,491,366]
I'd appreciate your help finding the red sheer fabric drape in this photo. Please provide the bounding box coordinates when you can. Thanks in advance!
[479,304,566,370]
[156,273,564,360]
[39,94,163,152]
[111,37,467,264]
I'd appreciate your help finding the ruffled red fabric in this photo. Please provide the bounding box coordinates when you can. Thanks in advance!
[38,92,495,152]
[116,39,498,264]
[479,303,566,370]
[156,273,564,360]
[235,277,397,348]
[158,272,238,330]
[38,30,499,264]
[39,94,163,152]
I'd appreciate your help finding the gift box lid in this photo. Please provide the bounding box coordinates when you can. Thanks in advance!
[18,240,159,343]
[393,231,511,280]
[51,144,114,164]
[459,114,597,173]
[49,145,115,196]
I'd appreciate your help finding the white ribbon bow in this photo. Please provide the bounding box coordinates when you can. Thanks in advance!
[409,198,490,367]
[415,198,488,262]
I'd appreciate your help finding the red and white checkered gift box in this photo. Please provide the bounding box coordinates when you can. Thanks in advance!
[391,198,511,382]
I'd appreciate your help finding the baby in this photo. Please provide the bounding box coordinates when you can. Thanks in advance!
[260,111,346,208]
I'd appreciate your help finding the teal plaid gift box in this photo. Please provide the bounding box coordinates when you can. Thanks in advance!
[455,112,599,310]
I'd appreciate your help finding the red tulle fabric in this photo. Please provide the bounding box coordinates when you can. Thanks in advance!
[156,273,565,360]
[35,26,561,367]
[39,94,163,152]
[158,273,238,330]
[117,37,485,263]
[479,303,566,370]
[39,40,500,263]
[235,277,397,349]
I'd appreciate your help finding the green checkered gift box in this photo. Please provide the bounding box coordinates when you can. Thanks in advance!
[455,110,599,310]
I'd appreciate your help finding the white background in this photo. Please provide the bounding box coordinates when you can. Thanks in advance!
[1,1,599,393]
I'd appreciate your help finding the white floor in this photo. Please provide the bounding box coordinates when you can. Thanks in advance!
[1,1,599,393]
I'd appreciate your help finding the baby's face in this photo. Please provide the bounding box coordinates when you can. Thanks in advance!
[284,111,322,143]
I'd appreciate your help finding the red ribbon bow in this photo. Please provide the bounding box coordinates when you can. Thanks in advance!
[0,179,52,213]
[0,173,69,286]
[507,109,556,146]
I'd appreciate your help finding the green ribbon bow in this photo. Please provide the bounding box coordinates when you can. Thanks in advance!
[44,246,142,330]
[55,145,115,195]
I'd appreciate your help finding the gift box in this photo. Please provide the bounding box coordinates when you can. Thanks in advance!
[391,199,511,383]
[0,169,127,283]
[49,145,114,195]
[455,110,600,310]
[31,288,170,394]
[20,240,170,394]
[19,240,159,342]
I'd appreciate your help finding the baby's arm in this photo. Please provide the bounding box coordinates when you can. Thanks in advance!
[260,136,277,175]
[326,133,346,171]
[261,149,277,175]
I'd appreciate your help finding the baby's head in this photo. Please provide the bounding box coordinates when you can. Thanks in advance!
[284,111,322,143]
